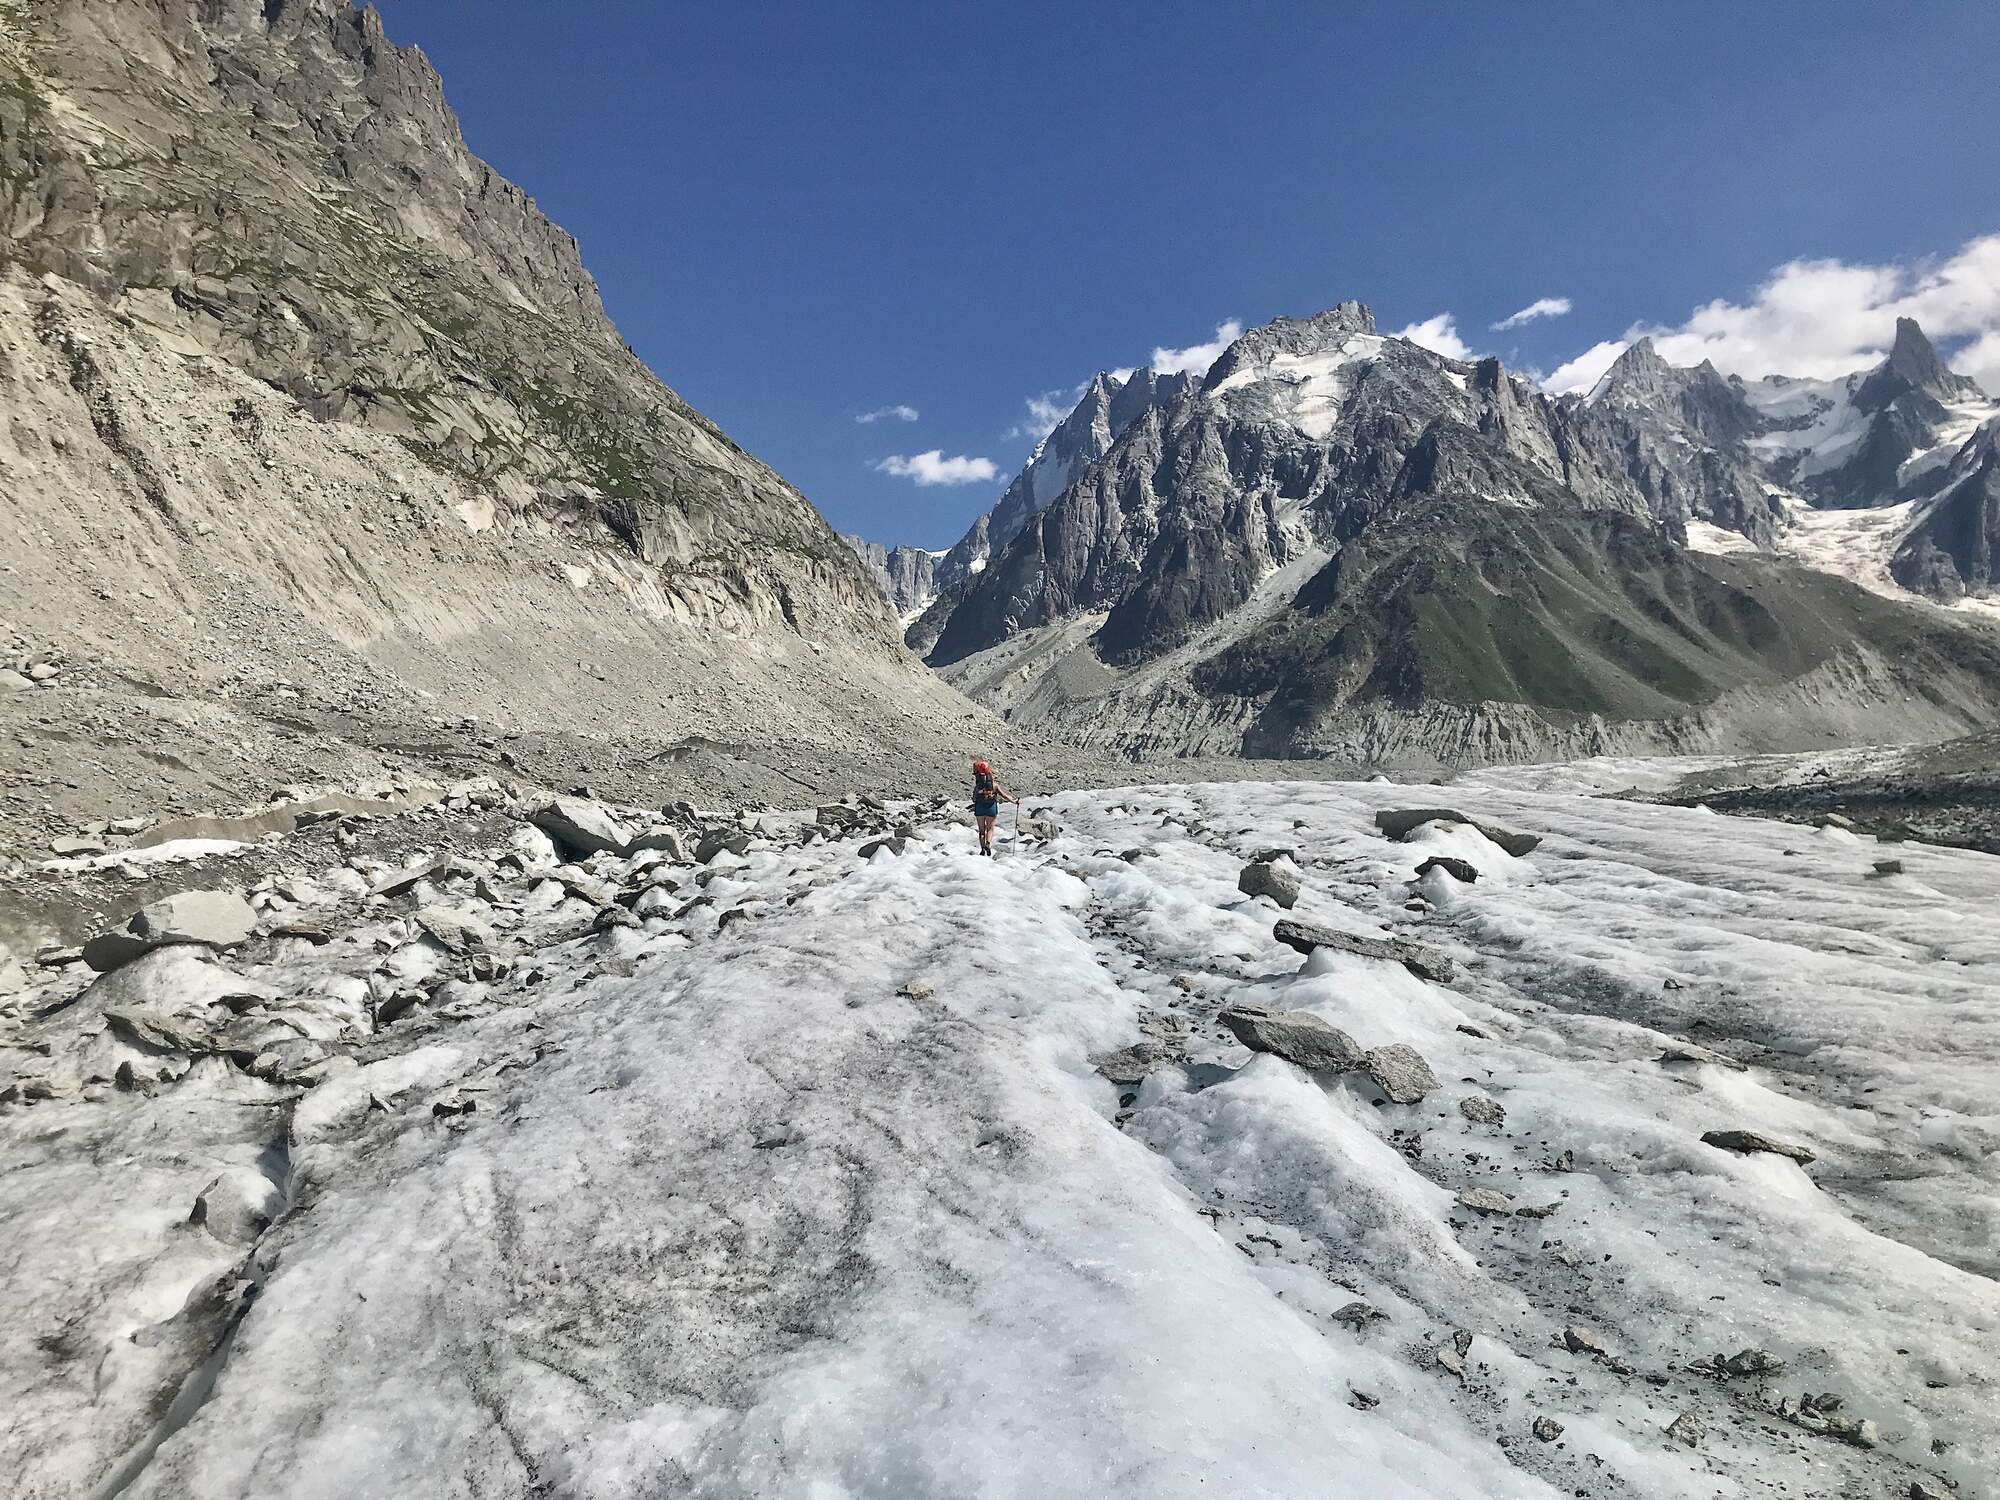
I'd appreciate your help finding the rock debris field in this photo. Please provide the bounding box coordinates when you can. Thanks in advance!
[2,769,1996,1498]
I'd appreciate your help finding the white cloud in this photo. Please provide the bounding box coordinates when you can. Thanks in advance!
[1544,234,2000,394]
[1005,388,1082,443]
[1491,296,1573,331]
[873,450,1000,487]
[1543,339,1631,396]
[855,404,919,424]
[1151,319,1243,376]
[1392,313,1475,361]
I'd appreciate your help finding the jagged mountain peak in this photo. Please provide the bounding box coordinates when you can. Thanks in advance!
[1200,302,1379,392]
[1855,316,1980,412]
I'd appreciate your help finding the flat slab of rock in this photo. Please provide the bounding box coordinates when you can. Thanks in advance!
[1363,1042,1439,1104]
[82,890,259,972]
[1237,859,1301,909]
[1658,1040,1747,1071]
[189,1167,284,1246]
[413,906,495,955]
[1375,808,1541,857]
[1701,1129,1815,1164]
[1220,1005,1364,1072]
[1272,918,1454,985]
[529,797,635,859]
[1455,1188,1515,1215]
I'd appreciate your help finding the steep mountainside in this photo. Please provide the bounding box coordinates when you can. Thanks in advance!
[0,0,1072,853]
[909,306,2000,764]
[904,366,1193,653]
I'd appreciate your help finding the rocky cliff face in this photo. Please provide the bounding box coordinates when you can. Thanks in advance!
[911,304,2000,763]
[842,535,938,621]
[0,0,1025,844]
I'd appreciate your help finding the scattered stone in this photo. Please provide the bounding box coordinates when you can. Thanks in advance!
[35,946,84,968]
[1815,813,1855,830]
[696,831,753,863]
[0,669,34,691]
[50,835,107,856]
[1374,808,1540,856]
[267,920,331,945]
[1272,917,1454,984]
[1456,1188,1516,1216]
[1435,1345,1465,1378]
[858,836,906,858]
[1415,855,1479,884]
[1332,1301,1386,1329]
[1717,1348,1785,1378]
[27,662,60,682]
[1237,859,1301,909]
[1219,1005,1364,1072]
[1701,1128,1815,1164]
[413,906,494,955]
[82,890,259,972]
[529,797,635,859]
[1363,1043,1439,1104]
[1458,1093,1506,1126]
[1869,859,1905,877]
[469,952,512,982]
[1909,1480,1950,1500]
[1093,1043,1164,1086]
[372,859,460,898]
[1531,1416,1564,1443]
[1562,1324,1608,1356]
[1664,1411,1705,1447]
[592,905,641,932]
[188,1167,284,1245]
[1513,1201,1562,1219]
[815,803,858,829]
[105,1006,218,1053]
[1347,1389,1380,1410]
[375,990,425,1024]
[897,980,935,1001]
[1658,1040,1747,1071]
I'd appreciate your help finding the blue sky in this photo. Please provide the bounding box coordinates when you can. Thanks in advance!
[378,1,2000,550]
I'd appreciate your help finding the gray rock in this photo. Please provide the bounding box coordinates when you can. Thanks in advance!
[1562,1324,1608,1355]
[816,804,859,829]
[1664,1411,1704,1447]
[1658,1040,1747,1071]
[1363,1043,1439,1104]
[188,1167,283,1246]
[1415,855,1479,884]
[1219,1004,1364,1072]
[83,890,259,972]
[1701,1128,1816,1164]
[413,906,494,955]
[1331,1301,1386,1329]
[1530,1415,1564,1443]
[1092,1043,1164,1086]
[1909,1481,1950,1500]
[626,827,690,861]
[106,1006,218,1054]
[1272,918,1454,984]
[1375,808,1541,856]
[0,669,34,691]
[696,832,753,863]
[1237,859,1301,909]
[50,835,107,855]
[1455,1188,1515,1215]
[1458,1093,1506,1126]
[529,798,635,859]
[27,662,59,682]
[1717,1348,1785,1378]
[858,836,907,858]
[1869,858,1905,877]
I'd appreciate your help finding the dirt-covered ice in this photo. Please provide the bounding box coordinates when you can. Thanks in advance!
[1,776,1995,1498]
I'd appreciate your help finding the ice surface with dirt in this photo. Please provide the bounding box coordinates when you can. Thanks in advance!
[2,775,1996,1499]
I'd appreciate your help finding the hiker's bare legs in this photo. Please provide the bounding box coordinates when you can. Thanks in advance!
[976,813,996,853]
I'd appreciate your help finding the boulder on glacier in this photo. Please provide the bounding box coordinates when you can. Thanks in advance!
[1237,859,1301,909]
[82,889,259,972]
[1272,917,1454,984]
[1219,1005,1364,1072]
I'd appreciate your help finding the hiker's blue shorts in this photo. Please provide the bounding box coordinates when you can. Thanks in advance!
[973,801,999,818]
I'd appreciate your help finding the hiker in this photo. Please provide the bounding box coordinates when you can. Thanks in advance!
[971,759,1018,856]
